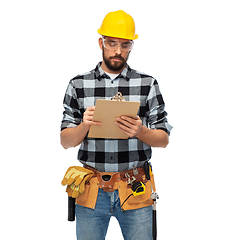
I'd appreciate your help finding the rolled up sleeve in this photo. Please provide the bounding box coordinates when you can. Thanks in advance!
[146,80,173,135]
[61,82,82,131]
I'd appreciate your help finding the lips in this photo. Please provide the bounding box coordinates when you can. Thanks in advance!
[110,55,124,62]
[112,58,122,62]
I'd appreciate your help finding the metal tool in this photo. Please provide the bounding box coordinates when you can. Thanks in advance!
[151,188,159,240]
[133,165,139,175]
[125,173,136,185]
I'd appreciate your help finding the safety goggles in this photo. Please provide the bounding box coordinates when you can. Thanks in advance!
[102,37,134,53]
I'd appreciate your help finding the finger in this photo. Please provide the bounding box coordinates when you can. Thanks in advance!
[84,120,102,126]
[120,116,136,124]
[116,123,134,138]
[91,121,102,125]
[115,120,133,133]
[84,115,94,121]
[86,106,95,111]
[84,110,94,117]
[116,117,134,128]
[135,115,141,120]
[84,106,95,116]
[83,115,100,123]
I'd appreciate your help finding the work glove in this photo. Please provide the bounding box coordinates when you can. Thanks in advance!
[61,166,94,198]
[66,184,81,198]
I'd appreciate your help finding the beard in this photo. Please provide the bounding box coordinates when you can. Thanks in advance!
[102,48,129,72]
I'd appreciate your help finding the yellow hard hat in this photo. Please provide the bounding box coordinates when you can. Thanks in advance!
[97,10,138,40]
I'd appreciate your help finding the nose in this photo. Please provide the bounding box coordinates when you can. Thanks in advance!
[115,45,122,54]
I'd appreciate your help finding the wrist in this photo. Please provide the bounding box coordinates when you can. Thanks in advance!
[136,125,147,139]
[80,122,91,132]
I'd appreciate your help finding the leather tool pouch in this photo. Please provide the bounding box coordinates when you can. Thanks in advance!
[76,177,99,209]
[118,174,156,211]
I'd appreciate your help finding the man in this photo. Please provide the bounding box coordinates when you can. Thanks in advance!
[61,10,172,240]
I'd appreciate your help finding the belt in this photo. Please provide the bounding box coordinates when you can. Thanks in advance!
[84,165,147,192]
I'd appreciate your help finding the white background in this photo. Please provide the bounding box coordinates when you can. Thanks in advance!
[0,0,240,239]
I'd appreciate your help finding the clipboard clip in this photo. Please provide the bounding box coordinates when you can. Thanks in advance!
[111,92,125,101]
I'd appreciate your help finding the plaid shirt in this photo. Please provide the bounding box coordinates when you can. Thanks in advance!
[61,62,172,172]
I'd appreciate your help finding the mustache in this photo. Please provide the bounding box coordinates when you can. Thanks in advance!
[109,55,124,60]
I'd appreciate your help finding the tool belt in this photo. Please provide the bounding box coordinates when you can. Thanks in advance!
[84,165,147,192]
[75,165,156,211]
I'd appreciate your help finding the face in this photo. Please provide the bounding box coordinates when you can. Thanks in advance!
[99,37,131,73]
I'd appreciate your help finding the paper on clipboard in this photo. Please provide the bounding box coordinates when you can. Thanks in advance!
[88,98,140,139]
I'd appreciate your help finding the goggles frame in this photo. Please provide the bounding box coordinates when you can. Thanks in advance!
[102,36,134,53]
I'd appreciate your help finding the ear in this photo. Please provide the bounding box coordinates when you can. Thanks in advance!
[98,37,103,50]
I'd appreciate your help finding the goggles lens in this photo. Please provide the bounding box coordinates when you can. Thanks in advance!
[102,37,133,53]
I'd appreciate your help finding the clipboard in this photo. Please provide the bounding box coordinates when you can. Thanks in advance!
[88,92,140,139]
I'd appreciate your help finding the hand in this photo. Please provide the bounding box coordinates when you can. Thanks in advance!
[115,115,143,138]
[83,106,102,130]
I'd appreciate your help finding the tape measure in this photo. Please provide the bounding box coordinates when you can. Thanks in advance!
[131,181,146,196]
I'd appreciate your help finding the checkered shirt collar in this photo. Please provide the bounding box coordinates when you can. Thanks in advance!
[94,62,131,81]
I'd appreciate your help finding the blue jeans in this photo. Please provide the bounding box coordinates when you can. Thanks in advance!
[76,188,153,240]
